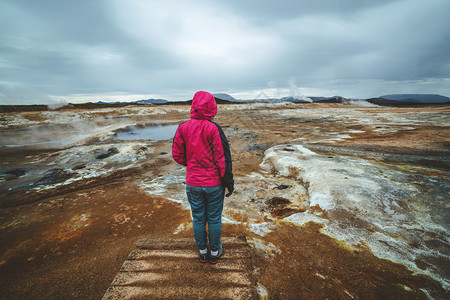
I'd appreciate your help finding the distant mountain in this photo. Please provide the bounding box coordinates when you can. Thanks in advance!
[135,99,168,104]
[95,101,121,105]
[279,96,313,103]
[225,96,312,103]
[96,99,168,105]
[310,96,347,103]
[213,93,313,103]
[379,94,450,103]
[79,93,450,108]
[213,93,238,102]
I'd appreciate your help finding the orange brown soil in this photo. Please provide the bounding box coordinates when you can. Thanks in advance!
[256,222,446,299]
[0,174,191,299]
[343,125,450,150]
[1,103,449,299]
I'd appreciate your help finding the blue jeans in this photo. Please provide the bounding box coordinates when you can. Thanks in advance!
[186,184,225,251]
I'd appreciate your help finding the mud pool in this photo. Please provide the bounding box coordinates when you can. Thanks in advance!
[0,102,449,299]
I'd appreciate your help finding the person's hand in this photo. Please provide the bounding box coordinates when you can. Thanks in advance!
[225,184,234,197]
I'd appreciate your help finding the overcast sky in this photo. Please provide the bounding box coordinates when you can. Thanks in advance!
[1,0,449,104]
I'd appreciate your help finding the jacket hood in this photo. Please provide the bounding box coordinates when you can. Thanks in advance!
[190,91,217,120]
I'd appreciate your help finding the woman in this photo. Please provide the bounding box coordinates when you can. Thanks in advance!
[172,91,234,264]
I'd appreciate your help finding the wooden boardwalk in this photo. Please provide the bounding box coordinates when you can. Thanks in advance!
[102,237,258,299]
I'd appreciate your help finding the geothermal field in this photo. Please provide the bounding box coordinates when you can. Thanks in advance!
[0,102,449,299]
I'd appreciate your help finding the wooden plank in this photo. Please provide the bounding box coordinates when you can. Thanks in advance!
[121,258,252,272]
[102,237,257,300]
[127,248,252,260]
[136,236,249,249]
[103,285,257,300]
[110,270,254,287]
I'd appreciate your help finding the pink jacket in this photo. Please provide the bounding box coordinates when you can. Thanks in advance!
[172,91,234,188]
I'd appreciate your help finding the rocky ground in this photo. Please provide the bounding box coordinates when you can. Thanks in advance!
[0,102,449,299]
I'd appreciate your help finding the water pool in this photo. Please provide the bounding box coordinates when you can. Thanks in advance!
[114,124,179,141]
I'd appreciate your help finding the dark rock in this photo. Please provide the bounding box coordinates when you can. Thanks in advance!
[274,184,292,190]
[36,168,73,186]
[248,145,269,151]
[5,169,26,178]
[96,147,119,159]
[240,131,259,139]
[265,197,302,218]
[266,197,291,208]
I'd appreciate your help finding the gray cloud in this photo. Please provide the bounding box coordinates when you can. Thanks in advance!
[0,0,449,104]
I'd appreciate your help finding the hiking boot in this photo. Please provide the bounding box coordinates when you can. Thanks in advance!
[199,249,209,263]
[208,245,223,264]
